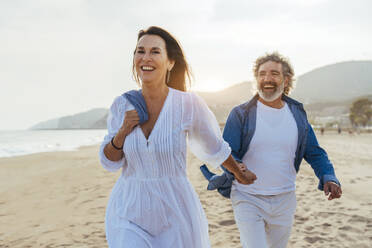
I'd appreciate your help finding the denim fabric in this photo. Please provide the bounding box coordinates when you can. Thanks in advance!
[122,90,149,124]
[200,94,340,198]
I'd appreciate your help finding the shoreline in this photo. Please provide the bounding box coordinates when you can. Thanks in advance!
[0,144,101,159]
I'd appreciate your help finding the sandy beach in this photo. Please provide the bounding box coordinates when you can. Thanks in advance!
[1,132,372,248]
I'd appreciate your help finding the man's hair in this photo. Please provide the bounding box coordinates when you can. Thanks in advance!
[253,52,295,95]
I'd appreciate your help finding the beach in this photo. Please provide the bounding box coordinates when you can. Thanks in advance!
[1,132,372,247]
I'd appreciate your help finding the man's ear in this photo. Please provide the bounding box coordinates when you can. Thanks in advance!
[284,76,289,87]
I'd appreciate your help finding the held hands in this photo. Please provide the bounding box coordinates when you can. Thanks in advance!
[235,163,257,185]
[324,181,342,200]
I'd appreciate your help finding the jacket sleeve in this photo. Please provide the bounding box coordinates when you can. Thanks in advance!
[303,123,341,190]
[223,107,243,163]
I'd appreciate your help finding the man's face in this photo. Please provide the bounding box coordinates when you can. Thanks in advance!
[256,61,287,102]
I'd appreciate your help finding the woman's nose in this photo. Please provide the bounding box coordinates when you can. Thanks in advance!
[142,52,151,61]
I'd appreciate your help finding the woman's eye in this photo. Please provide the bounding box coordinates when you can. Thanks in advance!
[137,50,145,54]
[152,51,160,54]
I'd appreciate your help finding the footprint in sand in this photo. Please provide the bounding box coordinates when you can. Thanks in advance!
[339,225,362,233]
[218,219,236,226]
[322,222,332,227]
[304,236,325,244]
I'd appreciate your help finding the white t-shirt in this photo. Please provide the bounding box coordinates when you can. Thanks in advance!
[233,101,298,195]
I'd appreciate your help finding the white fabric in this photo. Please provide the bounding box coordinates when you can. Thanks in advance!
[233,101,298,195]
[231,189,296,248]
[99,87,231,248]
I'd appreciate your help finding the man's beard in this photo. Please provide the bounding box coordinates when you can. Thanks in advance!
[257,81,285,102]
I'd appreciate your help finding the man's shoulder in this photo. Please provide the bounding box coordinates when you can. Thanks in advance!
[282,95,304,106]
[232,95,259,113]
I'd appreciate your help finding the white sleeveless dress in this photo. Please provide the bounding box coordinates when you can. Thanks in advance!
[99,88,231,248]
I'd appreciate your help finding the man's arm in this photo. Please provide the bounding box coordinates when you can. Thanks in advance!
[223,107,243,163]
[303,123,342,200]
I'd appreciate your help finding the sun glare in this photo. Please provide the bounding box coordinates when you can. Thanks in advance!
[191,80,232,92]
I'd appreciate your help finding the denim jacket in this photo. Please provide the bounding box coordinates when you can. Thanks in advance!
[122,90,148,124]
[200,94,340,198]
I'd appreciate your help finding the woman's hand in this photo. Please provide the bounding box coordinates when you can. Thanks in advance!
[118,110,140,136]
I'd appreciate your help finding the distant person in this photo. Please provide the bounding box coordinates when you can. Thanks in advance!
[338,126,342,134]
[321,127,325,135]
[98,26,256,248]
[201,52,342,248]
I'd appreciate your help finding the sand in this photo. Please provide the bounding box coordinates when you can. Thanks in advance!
[1,131,372,247]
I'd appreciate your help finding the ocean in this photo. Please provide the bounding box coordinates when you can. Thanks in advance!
[0,129,107,158]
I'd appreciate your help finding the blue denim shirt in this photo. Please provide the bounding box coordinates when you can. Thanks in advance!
[200,94,341,198]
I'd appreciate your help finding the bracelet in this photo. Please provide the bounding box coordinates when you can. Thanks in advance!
[111,136,123,150]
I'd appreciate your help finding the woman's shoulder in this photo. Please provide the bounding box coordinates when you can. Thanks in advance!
[170,87,200,101]
[112,95,126,107]
[110,95,132,114]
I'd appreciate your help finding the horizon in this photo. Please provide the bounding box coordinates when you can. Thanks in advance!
[1,0,372,130]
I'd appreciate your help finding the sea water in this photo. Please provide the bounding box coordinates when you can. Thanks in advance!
[0,129,107,158]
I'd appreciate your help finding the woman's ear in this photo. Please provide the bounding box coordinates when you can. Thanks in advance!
[168,60,175,71]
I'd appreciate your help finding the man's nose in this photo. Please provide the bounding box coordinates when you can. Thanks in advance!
[264,74,273,81]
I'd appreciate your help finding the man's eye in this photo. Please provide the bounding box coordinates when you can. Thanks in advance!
[152,51,160,54]
[137,50,145,54]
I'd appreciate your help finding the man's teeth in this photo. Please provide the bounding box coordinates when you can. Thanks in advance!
[142,66,155,71]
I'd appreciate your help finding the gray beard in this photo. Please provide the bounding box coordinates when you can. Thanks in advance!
[258,82,285,102]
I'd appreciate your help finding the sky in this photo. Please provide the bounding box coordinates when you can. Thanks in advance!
[1,0,372,130]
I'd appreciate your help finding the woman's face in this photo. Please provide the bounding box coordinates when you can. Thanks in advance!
[134,34,174,86]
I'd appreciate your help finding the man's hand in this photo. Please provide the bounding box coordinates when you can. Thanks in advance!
[324,181,342,200]
[235,163,257,185]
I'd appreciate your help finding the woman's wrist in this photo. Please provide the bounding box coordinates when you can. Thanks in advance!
[111,136,123,150]
[222,155,241,175]
[110,130,128,150]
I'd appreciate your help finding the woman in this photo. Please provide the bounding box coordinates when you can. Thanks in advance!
[99,26,256,248]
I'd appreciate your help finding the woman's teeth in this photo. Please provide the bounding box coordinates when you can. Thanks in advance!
[141,66,155,71]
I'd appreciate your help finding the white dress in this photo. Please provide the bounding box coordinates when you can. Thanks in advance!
[99,88,231,248]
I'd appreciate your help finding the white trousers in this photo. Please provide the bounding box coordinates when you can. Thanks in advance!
[231,190,296,248]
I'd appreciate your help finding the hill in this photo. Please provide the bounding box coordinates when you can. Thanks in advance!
[30,108,107,130]
[291,61,372,104]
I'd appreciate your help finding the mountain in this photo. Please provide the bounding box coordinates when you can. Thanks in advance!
[197,81,254,123]
[291,61,372,104]
[197,81,254,106]
[30,108,108,130]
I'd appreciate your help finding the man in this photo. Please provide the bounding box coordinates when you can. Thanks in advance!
[201,52,342,248]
